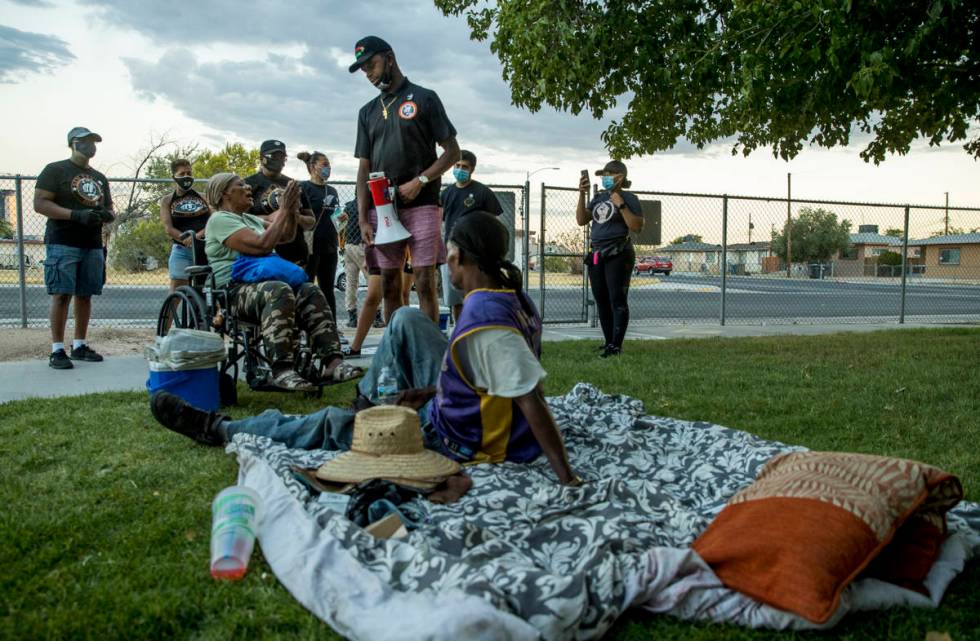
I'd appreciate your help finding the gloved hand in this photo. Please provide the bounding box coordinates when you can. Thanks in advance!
[70,209,102,226]
[94,207,115,223]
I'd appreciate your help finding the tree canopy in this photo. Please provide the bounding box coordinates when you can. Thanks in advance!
[435,0,980,163]
[669,234,705,245]
[771,207,851,263]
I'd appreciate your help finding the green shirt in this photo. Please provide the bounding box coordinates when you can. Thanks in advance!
[205,211,267,287]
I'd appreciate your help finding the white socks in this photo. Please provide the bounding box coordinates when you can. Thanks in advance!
[52,342,65,353]
[73,339,86,349]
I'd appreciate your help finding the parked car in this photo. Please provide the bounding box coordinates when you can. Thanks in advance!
[634,256,672,276]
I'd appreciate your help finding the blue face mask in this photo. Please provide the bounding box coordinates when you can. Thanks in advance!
[319,166,331,181]
[601,175,616,190]
[453,168,471,183]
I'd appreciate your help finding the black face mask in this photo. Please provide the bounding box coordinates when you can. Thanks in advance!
[175,176,194,191]
[73,140,97,159]
[263,155,285,173]
[375,56,393,93]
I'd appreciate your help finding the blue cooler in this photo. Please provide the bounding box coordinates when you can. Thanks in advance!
[147,364,220,411]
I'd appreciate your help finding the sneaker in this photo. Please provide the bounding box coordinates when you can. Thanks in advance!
[70,344,104,362]
[600,345,621,358]
[346,309,358,328]
[149,391,228,446]
[49,349,74,369]
[372,311,386,329]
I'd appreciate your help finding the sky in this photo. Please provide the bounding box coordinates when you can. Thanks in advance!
[1,0,978,235]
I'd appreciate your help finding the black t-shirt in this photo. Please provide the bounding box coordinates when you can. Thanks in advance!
[354,78,456,209]
[167,188,210,245]
[587,190,643,249]
[35,159,113,249]
[300,181,340,253]
[244,172,311,264]
[343,200,362,246]
[441,180,503,241]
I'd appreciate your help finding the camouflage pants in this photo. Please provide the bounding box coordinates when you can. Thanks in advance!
[231,281,341,367]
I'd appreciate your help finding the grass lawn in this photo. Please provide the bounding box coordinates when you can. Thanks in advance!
[1,328,978,640]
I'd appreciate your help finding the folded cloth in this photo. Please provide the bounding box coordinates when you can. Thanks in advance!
[231,253,309,289]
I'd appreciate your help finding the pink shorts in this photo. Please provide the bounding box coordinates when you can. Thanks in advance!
[369,205,446,270]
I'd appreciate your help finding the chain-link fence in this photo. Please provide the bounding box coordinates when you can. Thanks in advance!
[539,185,980,326]
[0,174,527,328]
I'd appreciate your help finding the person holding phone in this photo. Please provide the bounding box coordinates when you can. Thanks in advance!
[576,160,644,357]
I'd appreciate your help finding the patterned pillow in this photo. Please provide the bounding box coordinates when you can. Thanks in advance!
[692,451,962,624]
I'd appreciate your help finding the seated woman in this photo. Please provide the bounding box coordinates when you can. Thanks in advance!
[202,173,360,391]
[152,212,581,485]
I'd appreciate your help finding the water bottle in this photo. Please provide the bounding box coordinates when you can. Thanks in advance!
[376,366,398,405]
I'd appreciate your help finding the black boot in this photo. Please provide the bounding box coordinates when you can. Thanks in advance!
[150,391,228,446]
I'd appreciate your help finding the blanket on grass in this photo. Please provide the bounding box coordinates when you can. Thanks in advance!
[228,384,980,641]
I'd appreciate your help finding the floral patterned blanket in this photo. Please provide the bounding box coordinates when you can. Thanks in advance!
[229,384,980,641]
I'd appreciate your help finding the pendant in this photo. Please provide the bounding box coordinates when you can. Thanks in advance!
[382,107,388,120]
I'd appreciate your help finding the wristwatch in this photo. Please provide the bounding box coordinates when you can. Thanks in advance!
[417,175,430,185]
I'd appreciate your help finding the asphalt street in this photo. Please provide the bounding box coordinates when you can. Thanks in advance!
[2,275,979,326]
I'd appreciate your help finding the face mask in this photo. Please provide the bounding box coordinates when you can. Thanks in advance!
[601,175,616,191]
[263,155,285,173]
[73,140,97,159]
[175,176,194,191]
[453,168,471,183]
[375,56,393,92]
[319,166,331,181]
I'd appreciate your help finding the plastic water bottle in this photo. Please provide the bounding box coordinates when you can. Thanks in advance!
[376,366,398,405]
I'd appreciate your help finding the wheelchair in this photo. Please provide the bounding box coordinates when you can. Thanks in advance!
[156,232,325,406]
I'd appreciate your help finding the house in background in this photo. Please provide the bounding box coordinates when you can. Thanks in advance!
[833,224,907,277]
[908,233,980,280]
[659,239,722,274]
[725,241,771,275]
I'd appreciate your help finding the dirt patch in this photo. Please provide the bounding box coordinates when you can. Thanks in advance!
[0,327,155,362]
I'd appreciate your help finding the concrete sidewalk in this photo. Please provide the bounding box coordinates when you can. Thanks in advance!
[0,322,972,404]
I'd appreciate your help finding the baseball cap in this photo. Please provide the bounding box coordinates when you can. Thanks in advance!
[67,127,102,146]
[595,160,628,176]
[260,140,286,155]
[348,36,392,73]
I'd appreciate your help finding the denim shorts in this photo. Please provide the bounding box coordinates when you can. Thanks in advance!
[43,244,104,296]
[168,244,193,280]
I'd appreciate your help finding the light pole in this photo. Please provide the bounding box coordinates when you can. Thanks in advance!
[523,167,559,289]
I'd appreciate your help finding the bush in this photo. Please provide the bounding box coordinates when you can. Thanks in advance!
[110,217,171,272]
[877,250,903,266]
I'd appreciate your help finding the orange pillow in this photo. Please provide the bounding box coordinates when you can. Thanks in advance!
[692,452,962,624]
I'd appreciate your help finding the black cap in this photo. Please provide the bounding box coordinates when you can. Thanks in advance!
[595,160,627,176]
[260,140,286,155]
[67,126,102,146]
[348,36,392,73]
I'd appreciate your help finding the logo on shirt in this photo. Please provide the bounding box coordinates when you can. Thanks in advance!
[70,174,103,207]
[593,200,616,224]
[463,194,475,208]
[262,186,285,214]
[398,101,418,120]
[172,195,207,217]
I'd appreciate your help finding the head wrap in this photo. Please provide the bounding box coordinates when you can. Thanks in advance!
[206,172,238,209]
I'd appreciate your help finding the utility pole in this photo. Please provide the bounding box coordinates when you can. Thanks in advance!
[786,172,792,278]
[944,192,949,235]
[748,212,754,244]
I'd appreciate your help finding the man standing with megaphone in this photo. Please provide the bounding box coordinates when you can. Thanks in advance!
[350,35,460,323]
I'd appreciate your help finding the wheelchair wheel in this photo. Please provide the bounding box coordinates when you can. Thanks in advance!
[157,286,207,336]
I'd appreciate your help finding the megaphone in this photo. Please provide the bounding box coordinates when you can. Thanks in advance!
[368,172,412,245]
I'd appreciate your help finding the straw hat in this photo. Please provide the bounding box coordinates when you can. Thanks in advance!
[316,406,461,485]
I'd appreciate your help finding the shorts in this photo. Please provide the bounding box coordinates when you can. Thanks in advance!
[44,244,104,296]
[362,243,381,276]
[441,263,464,306]
[369,205,446,270]
[168,244,193,280]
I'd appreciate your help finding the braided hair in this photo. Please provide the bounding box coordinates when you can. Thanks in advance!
[449,212,532,315]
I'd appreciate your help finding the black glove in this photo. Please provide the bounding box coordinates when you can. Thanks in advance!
[95,207,115,223]
[70,209,102,226]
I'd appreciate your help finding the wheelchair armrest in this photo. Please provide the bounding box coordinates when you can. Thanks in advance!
[184,265,213,277]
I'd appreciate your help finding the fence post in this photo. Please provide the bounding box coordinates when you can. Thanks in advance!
[523,180,531,291]
[899,205,910,324]
[539,183,546,321]
[720,195,728,326]
[15,174,28,328]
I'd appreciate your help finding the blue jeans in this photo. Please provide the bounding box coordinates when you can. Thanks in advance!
[224,307,449,450]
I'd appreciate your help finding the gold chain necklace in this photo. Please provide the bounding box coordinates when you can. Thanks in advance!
[379,94,400,120]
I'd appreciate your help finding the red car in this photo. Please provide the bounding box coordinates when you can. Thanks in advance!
[634,256,672,276]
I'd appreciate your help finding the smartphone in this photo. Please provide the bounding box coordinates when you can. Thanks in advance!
[580,169,589,181]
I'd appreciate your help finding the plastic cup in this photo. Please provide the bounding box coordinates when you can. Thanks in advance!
[210,485,262,580]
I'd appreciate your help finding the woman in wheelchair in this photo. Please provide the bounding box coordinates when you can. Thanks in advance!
[203,173,361,392]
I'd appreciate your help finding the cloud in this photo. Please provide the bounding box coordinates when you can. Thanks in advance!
[0,24,75,83]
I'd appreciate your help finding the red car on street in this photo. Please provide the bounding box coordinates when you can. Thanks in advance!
[634,256,672,276]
